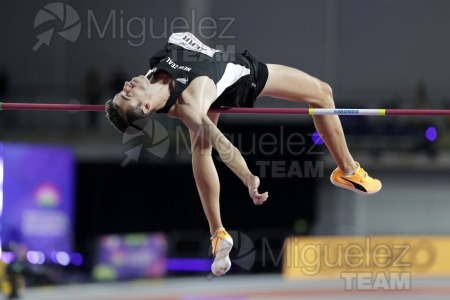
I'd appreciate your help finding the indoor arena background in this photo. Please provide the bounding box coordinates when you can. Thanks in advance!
[1,0,450,299]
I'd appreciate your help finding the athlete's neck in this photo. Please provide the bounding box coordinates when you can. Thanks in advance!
[149,71,174,111]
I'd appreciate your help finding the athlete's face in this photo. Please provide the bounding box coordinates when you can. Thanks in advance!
[113,75,152,114]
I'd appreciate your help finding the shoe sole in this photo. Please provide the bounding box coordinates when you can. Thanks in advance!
[330,176,382,196]
[212,256,231,276]
[211,237,233,276]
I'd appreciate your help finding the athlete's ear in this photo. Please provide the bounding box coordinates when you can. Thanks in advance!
[142,102,151,114]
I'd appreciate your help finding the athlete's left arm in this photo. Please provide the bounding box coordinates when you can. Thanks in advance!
[174,78,268,204]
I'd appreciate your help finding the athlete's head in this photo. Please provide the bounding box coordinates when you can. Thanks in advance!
[106,75,152,133]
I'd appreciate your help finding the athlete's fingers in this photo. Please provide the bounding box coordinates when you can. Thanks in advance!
[249,186,267,196]
[251,191,269,205]
[247,175,268,205]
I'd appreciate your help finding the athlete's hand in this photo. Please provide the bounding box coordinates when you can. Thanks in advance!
[247,175,269,205]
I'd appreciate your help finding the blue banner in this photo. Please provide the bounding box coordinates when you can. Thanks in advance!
[1,143,74,260]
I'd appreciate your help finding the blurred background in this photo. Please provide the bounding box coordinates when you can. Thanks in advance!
[1,0,450,299]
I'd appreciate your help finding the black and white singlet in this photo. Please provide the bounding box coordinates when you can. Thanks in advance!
[146,32,268,114]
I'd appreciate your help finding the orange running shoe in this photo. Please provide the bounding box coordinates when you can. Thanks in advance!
[210,227,233,276]
[330,162,382,195]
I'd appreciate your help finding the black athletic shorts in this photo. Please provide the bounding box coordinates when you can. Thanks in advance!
[211,50,269,109]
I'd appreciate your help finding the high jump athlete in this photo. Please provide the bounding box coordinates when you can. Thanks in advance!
[105,32,382,276]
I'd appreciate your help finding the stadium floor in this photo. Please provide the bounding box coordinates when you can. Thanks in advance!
[21,274,450,300]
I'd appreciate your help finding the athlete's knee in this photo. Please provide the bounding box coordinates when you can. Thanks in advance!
[311,81,335,108]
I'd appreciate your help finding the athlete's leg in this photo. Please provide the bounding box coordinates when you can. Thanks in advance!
[190,112,234,276]
[259,64,381,194]
[259,64,355,173]
[190,112,223,235]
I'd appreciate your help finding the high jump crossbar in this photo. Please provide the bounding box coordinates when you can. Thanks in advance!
[1,102,450,116]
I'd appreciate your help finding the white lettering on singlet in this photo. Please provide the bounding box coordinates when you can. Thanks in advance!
[165,57,192,72]
[168,32,221,58]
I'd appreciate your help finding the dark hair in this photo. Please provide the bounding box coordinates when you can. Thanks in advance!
[105,99,148,133]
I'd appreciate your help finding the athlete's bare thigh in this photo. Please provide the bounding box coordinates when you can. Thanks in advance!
[259,64,330,105]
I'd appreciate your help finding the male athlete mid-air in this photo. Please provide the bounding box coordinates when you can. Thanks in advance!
[106,32,382,276]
